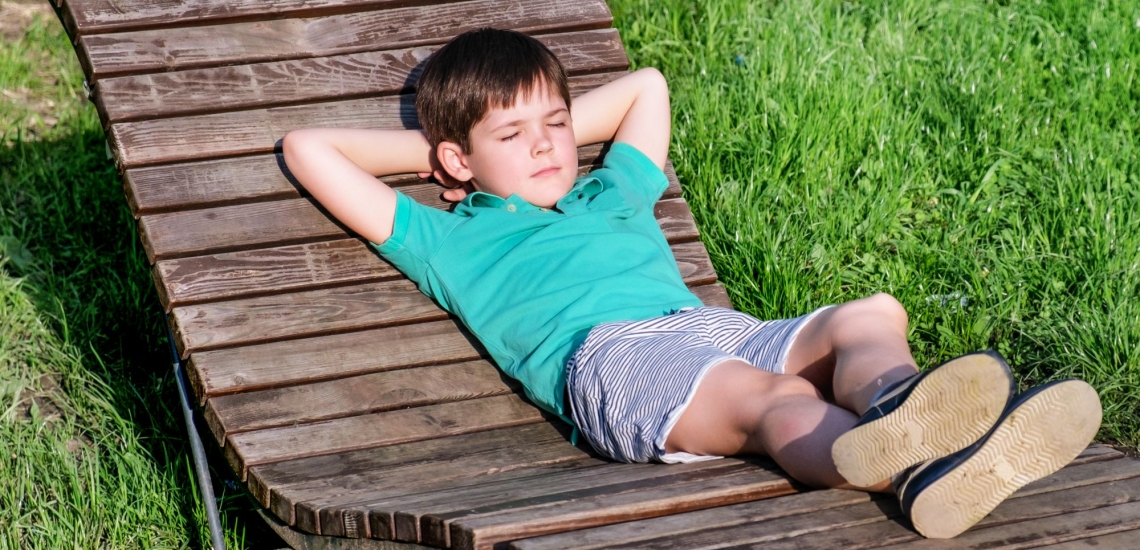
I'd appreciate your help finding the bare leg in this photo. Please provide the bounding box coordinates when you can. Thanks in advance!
[785,293,919,415]
[664,360,891,491]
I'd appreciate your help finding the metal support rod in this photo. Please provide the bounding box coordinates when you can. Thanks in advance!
[169,327,227,550]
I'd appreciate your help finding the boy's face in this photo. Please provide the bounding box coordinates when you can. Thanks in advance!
[437,84,578,208]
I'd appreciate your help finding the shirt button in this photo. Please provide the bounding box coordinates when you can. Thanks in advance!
[506,204,517,212]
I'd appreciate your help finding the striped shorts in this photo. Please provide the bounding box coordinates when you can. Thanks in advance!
[566,305,830,464]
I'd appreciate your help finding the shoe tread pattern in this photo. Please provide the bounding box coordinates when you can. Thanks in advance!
[909,380,1103,538]
[833,354,1011,487]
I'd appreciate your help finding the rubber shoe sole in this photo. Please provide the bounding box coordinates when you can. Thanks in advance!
[906,379,1102,538]
[832,352,1013,487]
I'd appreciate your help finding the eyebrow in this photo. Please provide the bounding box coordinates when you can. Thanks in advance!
[489,108,569,133]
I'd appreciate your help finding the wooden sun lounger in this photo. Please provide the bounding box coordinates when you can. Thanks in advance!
[48,0,1140,548]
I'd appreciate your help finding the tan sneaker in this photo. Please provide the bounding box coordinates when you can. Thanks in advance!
[832,350,1015,487]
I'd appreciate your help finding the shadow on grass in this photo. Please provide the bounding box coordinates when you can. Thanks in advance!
[0,122,286,547]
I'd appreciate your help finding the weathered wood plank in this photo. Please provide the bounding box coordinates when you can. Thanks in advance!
[507,489,880,550]
[714,464,1140,550]
[98,29,627,122]
[149,189,696,272]
[407,461,772,545]
[224,392,543,480]
[171,277,441,357]
[155,233,711,310]
[109,72,620,168]
[123,142,623,216]
[62,0,439,35]
[186,318,481,404]
[508,449,1137,550]
[78,0,612,78]
[886,479,1140,550]
[207,359,512,443]
[248,422,590,525]
[692,282,732,309]
[1041,528,1140,549]
[345,460,761,541]
[444,465,798,550]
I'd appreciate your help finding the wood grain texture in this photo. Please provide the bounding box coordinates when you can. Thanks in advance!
[123,142,621,216]
[705,459,1140,550]
[507,488,879,550]
[692,282,732,309]
[97,29,627,122]
[248,422,589,526]
[538,450,1139,550]
[1041,528,1140,549]
[109,71,620,168]
[170,277,443,357]
[224,392,542,480]
[207,359,513,442]
[155,234,711,311]
[186,318,482,404]
[62,0,441,35]
[364,460,759,542]
[139,155,682,262]
[410,461,770,546]
[445,466,798,550]
[78,0,612,78]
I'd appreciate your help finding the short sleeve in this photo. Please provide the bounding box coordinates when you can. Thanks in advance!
[370,190,462,286]
[602,142,670,207]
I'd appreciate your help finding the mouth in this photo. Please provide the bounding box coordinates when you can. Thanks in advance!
[531,166,561,179]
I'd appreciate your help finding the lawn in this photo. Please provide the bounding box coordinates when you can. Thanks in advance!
[0,0,1137,546]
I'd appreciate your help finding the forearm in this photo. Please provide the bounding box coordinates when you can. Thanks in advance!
[283,128,433,177]
[571,68,671,167]
[281,128,432,244]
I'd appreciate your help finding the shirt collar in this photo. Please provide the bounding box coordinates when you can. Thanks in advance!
[455,176,605,215]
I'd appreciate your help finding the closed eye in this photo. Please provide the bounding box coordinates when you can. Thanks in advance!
[501,132,519,142]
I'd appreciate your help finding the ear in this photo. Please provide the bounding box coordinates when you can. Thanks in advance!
[436,141,474,183]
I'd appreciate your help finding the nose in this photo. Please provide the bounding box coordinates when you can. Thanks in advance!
[532,127,554,157]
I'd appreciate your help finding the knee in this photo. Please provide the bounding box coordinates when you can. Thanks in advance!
[832,293,908,335]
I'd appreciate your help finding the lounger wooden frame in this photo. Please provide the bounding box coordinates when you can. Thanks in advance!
[48,0,1140,548]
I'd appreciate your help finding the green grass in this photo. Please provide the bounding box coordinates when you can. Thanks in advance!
[0,0,1137,546]
[0,13,271,549]
[611,0,1140,443]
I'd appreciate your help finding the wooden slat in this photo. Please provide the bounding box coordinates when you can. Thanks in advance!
[1041,528,1140,549]
[155,231,710,310]
[443,465,797,550]
[124,141,616,216]
[78,0,612,79]
[248,422,590,525]
[61,0,437,35]
[402,461,770,545]
[186,318,481,404]
[224,392,543,480]
[506,449,1137,550]
[360,460,761,541]
[207,359,512,443]
[298,459,757,539]
[109,72,620,168]
[887,482,1140,550]
[172,271,719,359]
[692,282,732,308]
[139,185,694,263]
[97,29,628,122]
[707,461,1140,550]
[507,489,880,550]
[171,278,441,357]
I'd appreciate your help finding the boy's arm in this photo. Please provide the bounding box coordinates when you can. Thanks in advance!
[281,128,433,244]
[571,68,671,169]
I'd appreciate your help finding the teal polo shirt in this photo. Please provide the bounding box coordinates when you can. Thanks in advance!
[372,142,703,422]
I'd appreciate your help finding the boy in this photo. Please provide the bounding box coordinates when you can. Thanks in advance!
[282,28,1102,538]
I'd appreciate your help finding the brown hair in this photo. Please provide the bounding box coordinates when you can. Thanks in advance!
[415,28,571,153]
